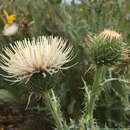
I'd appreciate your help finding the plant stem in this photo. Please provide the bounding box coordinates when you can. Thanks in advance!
[87,66,103,120]
[43,90,64,130]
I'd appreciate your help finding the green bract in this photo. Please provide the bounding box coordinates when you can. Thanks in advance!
[27,72,60,93]
[86,36,124,66]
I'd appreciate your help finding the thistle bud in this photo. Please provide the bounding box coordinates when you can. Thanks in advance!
[85,30,125,66]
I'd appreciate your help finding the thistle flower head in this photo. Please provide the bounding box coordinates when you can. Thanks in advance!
[99,29,122,41]
[85,30,125,66]
[0,36,74,84]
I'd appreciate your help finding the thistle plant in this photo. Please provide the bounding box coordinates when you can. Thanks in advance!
[0,36,74,130]
[82,29,126,127]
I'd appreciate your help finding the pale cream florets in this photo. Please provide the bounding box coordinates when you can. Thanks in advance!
[0,36,74,82]
[99,29,122,41]
[3,23,18,36]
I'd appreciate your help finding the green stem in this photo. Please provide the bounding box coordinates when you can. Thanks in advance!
[43,90,64,130]
[87,66,103,120]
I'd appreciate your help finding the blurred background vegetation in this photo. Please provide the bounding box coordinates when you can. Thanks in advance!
[0,0,130,129]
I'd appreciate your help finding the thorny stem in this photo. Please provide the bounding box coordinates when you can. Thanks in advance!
[43,90,64,130]
[87,66,103,121]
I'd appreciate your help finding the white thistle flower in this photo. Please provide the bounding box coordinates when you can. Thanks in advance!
[0,36,74,83]
[3,23,18,36]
